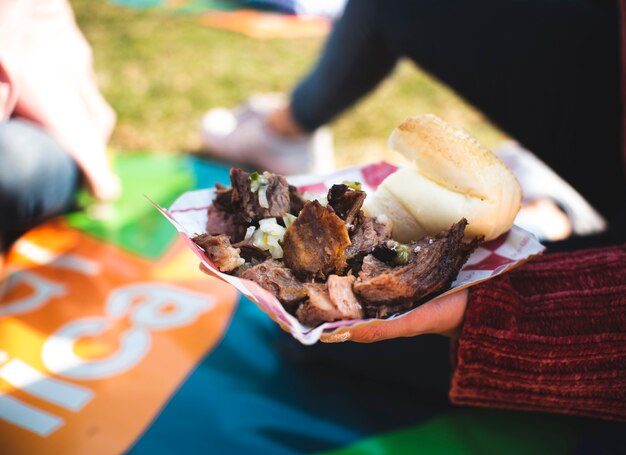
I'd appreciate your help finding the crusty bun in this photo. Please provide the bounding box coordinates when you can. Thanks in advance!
[363,114,522,242]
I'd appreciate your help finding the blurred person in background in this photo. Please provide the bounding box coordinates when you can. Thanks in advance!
[0,0,120,266]
[201,0,625,248]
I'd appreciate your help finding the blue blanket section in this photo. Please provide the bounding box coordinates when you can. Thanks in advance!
[128,294,454,454]
[189,155,233,188]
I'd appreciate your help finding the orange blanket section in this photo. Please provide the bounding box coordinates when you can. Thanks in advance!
[0,219,238,455]
[200,9,331,39]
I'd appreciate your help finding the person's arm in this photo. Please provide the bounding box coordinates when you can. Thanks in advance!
[9,0,120,201]
[0,0,29,121]
[347,245,626,421]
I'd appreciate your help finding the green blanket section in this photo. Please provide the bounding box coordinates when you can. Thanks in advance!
[66,152,231,259]
[321,409,582,455]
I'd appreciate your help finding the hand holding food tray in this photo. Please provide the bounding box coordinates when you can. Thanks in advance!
[152,115,545,344]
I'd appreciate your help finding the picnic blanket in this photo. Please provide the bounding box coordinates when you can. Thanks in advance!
[0,153,622,454]
[105,0,338,39]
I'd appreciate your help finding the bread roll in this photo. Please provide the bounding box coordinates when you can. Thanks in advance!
[363,114,522,242]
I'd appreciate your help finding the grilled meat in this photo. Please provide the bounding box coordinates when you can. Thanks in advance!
[230,168,290,222]
[327,184,366,229]
[240,259,308,311]
[354,219,476,306]
[345,215,393,265]
[193,233,244,273]
[205,204,248,242]
[282,200,351,279]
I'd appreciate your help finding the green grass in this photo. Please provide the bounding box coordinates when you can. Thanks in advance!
[72,0,507,168]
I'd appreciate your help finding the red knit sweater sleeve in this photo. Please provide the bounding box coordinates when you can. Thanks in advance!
[449,245,626,421]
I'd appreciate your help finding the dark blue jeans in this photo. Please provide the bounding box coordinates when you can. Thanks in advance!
[0,119,80,250]
[291,0,624,224]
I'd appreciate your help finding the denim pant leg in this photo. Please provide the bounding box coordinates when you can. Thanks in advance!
[0,119,80,249]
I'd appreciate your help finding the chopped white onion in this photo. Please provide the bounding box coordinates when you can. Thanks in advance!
[258,184,269,208]
[252,218,287,259]
[244,226,256,241]
[282,213,296,228]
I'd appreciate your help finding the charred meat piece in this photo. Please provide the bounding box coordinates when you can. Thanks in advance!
[230,168,290,222]
[282,200,351,279]
[297,283,342,327]
[345,215,393,264]
[327,275,363,320]
[354,219,476,306]
[240,259,307,311]
[213,183,234,212]
[363,300,417,319]
[232,239,271,263]
[373,233,449,265]
[289,185,306,215]
[297,276,364,326]
[358,254,392,278]
[194,233,244,273]
[327,184,366,228]
[205,204,248,242]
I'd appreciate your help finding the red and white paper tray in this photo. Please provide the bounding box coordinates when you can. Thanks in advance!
[153,162,545,345]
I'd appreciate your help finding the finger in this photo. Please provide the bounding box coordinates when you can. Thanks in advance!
[348,307,430,343]
[419,289,468,337]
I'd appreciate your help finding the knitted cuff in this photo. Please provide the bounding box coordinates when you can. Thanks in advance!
[450,245,626,421]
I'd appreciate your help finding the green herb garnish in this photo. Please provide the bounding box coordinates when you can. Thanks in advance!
[393,243,411,265]
[342,180,362,191]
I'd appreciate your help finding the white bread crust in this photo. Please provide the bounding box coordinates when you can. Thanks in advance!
[364,114,522,241]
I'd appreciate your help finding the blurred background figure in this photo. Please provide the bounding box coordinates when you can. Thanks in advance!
[200,0,625,247]
[0,0,120,259]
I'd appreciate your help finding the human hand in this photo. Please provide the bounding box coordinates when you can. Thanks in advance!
[89,170,122,202]
[344,289,469,343]
[200,258,469,343]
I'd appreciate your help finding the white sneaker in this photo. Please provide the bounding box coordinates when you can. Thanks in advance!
[200,94,334,176]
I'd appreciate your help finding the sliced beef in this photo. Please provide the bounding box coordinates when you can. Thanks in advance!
[232,239,271,263]
[327,184,366,228]
[359,254,393,278]
[289,185,306,215]
[297,276,363,326]
[327,275,363,320]
[193,233,244,273]
[282,200,351,279]
[345,215,393,264]
[296,283,342,327]
[354,219,477,308]
[213,183,234,212]
[240,259,307,311]
[205,204,247,242]
[230,168,290,222]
